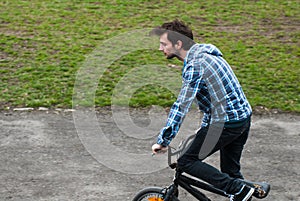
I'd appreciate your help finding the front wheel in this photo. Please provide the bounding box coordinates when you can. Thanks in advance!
[132,187,165,201]
[133,187,179,201]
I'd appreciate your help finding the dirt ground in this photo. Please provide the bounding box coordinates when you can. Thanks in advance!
[0,108,299,201]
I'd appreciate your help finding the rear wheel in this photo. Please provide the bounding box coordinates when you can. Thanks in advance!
[132,187,165,201]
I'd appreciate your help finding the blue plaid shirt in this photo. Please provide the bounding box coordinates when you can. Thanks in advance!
[157,44,252,146]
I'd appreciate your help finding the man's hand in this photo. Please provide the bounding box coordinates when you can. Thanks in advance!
[152,143,168,155]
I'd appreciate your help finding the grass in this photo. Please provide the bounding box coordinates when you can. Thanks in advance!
[0,0,299,112]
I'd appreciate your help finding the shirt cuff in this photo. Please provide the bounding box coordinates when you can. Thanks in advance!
[157,137,169,147]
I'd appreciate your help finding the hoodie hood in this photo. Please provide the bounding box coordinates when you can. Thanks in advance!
[185,44,223,62]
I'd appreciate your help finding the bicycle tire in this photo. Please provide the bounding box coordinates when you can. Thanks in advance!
[132,187,165,201]
[132,187,179,201]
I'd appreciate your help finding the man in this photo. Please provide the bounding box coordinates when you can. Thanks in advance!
[151,20,269,201]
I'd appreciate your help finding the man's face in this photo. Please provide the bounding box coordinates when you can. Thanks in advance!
[159,32,178,60]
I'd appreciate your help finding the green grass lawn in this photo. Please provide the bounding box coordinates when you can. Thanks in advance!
[0,0,299,112]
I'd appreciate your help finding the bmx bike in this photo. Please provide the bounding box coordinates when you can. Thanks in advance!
[133,134,270,201]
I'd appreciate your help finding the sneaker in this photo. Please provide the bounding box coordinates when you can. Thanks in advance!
[252,182,270,199]
[230,185,254,201]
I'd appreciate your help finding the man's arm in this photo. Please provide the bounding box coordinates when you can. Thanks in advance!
[157,64,202,146]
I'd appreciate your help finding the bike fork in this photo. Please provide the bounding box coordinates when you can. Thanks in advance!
[163,184,179,201]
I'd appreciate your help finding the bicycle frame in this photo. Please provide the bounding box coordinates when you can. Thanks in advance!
[179,175,225,196]
[164,136,229,200]
[163,164,228,201]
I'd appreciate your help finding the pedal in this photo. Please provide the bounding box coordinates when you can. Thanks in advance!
[243,180,270,199]
[252,182,270,199]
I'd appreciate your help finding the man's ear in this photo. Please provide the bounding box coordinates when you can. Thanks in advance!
[175,40,183,50]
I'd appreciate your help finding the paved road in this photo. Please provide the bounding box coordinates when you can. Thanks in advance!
[0,109,299,200]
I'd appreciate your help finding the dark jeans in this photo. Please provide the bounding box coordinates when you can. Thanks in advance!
[177,116,251,194]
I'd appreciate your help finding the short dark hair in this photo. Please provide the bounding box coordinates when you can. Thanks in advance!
[150,19,195,50]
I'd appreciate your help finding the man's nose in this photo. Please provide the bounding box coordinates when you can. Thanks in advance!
[159,44,164,51]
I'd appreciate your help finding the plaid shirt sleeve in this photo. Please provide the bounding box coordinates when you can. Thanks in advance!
[157,64,202,146]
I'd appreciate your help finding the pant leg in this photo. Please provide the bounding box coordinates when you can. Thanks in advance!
[220,122,250,179]
[177,119,250,194]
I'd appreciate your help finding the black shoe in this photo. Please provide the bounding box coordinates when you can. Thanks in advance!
[230,185,254,201]
[252,182,271,199]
